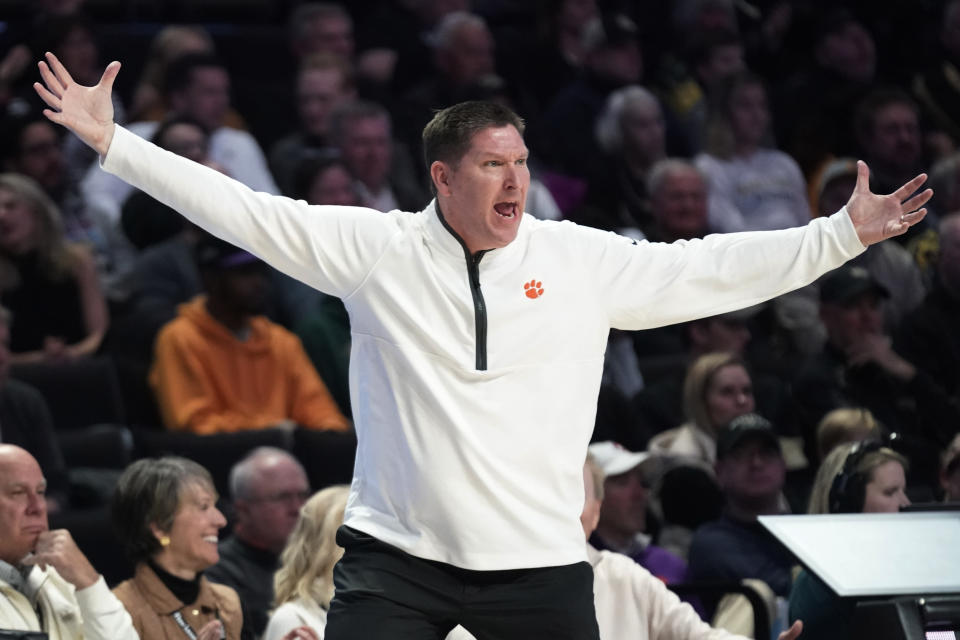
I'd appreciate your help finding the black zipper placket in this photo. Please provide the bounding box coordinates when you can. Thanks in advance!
[436,205,490,371]
[466,250,488,370]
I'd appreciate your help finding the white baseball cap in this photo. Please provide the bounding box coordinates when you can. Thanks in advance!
[588,441,652,477]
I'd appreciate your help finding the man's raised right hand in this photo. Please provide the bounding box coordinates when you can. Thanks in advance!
[34,51,119,157]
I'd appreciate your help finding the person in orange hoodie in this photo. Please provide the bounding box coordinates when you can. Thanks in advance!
[150,233,349,434]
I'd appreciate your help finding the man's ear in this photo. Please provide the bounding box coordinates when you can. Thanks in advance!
[431,160,453,197]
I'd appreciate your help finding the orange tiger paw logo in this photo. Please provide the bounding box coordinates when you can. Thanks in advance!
[524,279,544,299]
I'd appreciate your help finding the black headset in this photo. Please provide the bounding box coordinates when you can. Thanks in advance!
[828,439,886,514]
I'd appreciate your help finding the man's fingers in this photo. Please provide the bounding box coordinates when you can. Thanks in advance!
[99,60,121,91]
[33,83,62,111]
[854,159,871,194]
[44,51,75,86]
[892,172,929,202]
[901,188,933,213]
[37,62,64,96]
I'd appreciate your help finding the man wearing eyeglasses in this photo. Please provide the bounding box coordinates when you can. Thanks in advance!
[207,448,311,640]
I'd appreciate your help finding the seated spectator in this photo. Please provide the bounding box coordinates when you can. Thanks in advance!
[149,235,348,434]
[940,434,960,502]
[572,86,666,239]
[538,12,643,180]
[449,453,803,640]
[207,448,311,639]
[790,441,910,640]
[913,0,960,149]
[110,457,243,640]
[687,414,795,607]
[792,264,959,487]
[659,28,745,155]
[773,9,877,177]
[264,484,350,640]
[0,112,123,280]
[896,213,960,399]
[0,444,137,639]
[128,25,219,124]
[648,352,756,471]
[645,158,709,243]
[329,100,426,213]
[0,305,68,510]
[0,172,108,364]
[854,88,926,204]
[815,407,882,461]
[587,441,686,584]
[396,11,497,160]
[695,72,810,234]
[269,54,356,197]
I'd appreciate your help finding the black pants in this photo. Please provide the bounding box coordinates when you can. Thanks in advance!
[325,526,600,640]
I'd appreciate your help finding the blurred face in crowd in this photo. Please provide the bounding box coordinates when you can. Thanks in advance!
[698,43,744,88]
[13,122,64,193]
[307,164,359,207]
[716,439,785,506]
[651,166,707,241]
[234,455,309,553]
[56,25,98,84]
[862,461,910,513]
[339,115,392,191]
[218,262,270,317]
[818,174,857,218]
[438,22,495,86]
[865,102,920,171]
[298,13,354,59]
[0,446,48,564]
[171,66,230,131]
[432,125,529,254]
[598,464,650,539]
[729,82,769,149]
[158,123,209,163]
[820,292,884,350]
[0,188,40,256]
[621,98,664,165]
[153,481,226,577]
[690,317,751,356]
[297,68,352,138]
[818,21,876,82]
[705,364,754,430]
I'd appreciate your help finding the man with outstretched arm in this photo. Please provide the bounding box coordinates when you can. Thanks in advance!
[35,52,930,640]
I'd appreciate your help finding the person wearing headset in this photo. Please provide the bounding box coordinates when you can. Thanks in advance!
[788,439,910,640]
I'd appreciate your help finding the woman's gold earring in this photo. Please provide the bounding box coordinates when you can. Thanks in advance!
[160,535,171,547]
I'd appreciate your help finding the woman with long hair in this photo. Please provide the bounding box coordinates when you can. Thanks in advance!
[0,172,107,362]
[649,352,755,469]
[264,485,350,640]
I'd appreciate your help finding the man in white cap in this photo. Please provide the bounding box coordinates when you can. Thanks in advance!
[588,441,687,583]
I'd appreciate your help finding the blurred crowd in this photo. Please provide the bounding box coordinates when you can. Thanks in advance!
[0,1,959,639]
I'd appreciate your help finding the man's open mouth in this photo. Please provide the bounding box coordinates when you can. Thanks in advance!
[494,202,518,218]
